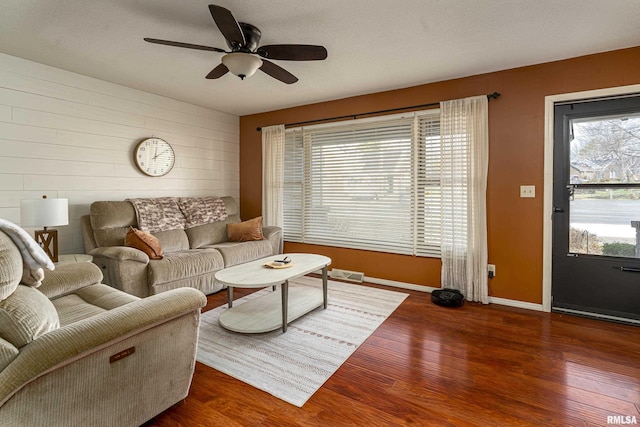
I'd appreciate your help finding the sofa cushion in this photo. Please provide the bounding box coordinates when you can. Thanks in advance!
[52,283,139,326]
[125,227,163,260]
[209,240,273,268]
[184,196,241,249]
[0,233,21,301]
[154,229,190,253]
[0,285,59,348]
[90,201,137,247]
[227,217,264,242]
[147,249,224,287]
[186,218,236,249]
[0,337,18,371]
[52,294,107,325]
[219,196,239,217]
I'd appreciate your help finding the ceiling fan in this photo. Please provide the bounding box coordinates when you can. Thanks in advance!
[144,4,328,84]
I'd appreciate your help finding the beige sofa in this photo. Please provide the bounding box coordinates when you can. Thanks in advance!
[82,196,283,297]
[0,229,207,426]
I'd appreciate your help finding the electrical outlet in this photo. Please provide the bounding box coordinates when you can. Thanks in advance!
[520,185,535,198]
[488,264,496,278]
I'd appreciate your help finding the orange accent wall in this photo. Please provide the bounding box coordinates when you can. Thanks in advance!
[240,46,640,304]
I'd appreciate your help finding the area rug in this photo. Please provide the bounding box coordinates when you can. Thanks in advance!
[196,276,409,407]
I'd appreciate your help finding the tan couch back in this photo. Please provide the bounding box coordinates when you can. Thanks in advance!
[0,231,60,371]
[90,200,137,248]
[87,196,241,253]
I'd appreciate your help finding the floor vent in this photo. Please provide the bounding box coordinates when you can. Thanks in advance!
[330,269,365,283]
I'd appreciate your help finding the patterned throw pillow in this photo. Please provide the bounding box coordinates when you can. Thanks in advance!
[227,217,264,242]
[124,227,164,259]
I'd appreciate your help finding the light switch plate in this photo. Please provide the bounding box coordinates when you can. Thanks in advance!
[520,185,535,198]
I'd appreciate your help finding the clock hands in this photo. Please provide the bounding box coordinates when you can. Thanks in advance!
[153,149,170,160]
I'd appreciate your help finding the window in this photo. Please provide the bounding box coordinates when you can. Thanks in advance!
[568,111,640,257]
[284,110,442,257]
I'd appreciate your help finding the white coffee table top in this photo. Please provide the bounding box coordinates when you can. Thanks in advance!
[214,253,331,288]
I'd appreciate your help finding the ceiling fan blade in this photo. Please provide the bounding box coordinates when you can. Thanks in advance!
[144,38,226,53]
[206,63,229,79]
[259,60,298,84]
[209,5,245,48]
[257,44,328,61]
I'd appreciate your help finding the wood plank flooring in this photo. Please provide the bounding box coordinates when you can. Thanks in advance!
[144,281,640,426]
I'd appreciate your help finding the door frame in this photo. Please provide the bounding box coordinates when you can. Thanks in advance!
[542,84,640,312]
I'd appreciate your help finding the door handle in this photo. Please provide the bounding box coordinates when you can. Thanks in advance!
[613,266,640,273]
[553,207,564,213]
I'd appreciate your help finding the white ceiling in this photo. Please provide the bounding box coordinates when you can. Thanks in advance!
[1,0,639,116]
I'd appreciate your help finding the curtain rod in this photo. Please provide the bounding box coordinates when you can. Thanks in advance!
[255,92,500,131]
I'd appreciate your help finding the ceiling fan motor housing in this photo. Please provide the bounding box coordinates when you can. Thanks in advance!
[229,22,262,52]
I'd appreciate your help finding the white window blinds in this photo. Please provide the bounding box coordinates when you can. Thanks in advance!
[283,128,304,242]
[284,110,442,257]
[415,113,442,257]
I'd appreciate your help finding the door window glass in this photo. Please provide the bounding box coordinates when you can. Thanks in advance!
[569,113,640,258]
[570,188,640,257]
[570,114,640,185]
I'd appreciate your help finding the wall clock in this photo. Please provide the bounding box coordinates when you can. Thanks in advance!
[134,137,175,177]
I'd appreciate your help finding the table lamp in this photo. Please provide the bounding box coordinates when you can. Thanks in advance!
[20,195,69,262]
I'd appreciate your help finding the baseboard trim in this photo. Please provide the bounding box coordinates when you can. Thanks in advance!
[365,276,544,312]
[365,276,437,293]
[488,296,544,312]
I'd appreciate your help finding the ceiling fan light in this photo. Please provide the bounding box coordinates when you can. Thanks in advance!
[221,52,263,79]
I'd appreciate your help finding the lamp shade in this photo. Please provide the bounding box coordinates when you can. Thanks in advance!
[221,52,263,79]
[21,198,69,227]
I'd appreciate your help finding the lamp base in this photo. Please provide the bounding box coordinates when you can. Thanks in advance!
[34,228,59,263]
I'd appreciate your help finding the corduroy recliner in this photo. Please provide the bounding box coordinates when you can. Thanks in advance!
[0,229,206,426]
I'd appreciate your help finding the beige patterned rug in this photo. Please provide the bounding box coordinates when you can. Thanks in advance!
[196,276,408,407]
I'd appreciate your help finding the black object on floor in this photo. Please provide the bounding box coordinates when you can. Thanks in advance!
[431,288,465,307]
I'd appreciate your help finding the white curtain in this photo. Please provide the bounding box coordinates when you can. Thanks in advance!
[439,96,489,303]
[262,124,285,227]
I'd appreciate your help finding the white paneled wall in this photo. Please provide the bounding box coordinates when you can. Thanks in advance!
[0,53,239,254]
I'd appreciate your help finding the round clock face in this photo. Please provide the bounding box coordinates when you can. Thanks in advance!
[134,138,175,177]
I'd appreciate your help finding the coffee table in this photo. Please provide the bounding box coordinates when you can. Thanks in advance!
[215,253,332,333]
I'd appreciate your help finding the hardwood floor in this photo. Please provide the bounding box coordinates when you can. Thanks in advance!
[145,281,640,426]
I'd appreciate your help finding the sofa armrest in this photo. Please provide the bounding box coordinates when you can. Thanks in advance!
[262,226,283,255]
[89,246,149,263]
[89,246,150,297]
[38,262,103,300]
[0,287,207,406]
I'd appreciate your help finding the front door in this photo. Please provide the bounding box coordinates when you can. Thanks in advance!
[552,95,640,323]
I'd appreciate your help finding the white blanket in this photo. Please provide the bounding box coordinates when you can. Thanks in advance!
[0,218,54,287]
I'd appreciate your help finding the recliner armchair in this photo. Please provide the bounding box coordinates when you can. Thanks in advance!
[0,228,207,426]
